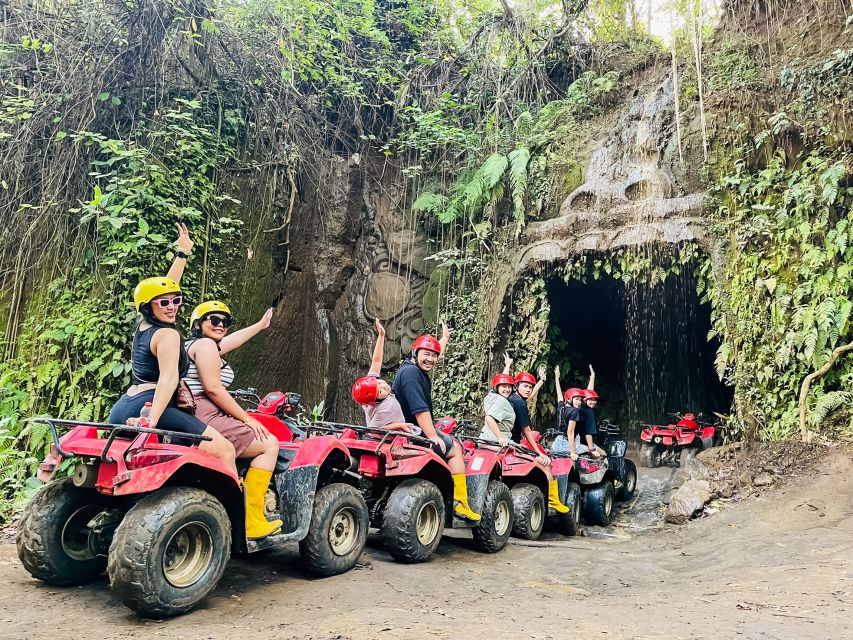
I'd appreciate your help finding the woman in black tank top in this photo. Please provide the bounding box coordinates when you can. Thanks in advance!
[107,225,236,471]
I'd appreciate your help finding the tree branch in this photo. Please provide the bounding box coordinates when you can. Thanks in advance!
[798,339,853,441]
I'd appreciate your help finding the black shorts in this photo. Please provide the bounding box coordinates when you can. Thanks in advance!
[428,432,455,461]
[108,390,207,435]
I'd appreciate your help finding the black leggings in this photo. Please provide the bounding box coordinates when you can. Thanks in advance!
[108,390,207,435]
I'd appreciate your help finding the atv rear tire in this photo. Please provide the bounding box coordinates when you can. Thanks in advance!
[472,480,513,553]
[17,479,110,586]
[300,483,368,576]
[510,483,545,540]
[616,460,638,501]
[582,481,615,526]
[639,444,659,468]
[108,487,230,618]
[679,446,700,467]
[382,479,445,563]
[553,481,582,536]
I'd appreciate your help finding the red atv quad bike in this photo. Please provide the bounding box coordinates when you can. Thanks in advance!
[437,418,582,540]
[17,413,368,618]
[639,412,721,468]
[308,420,514,563]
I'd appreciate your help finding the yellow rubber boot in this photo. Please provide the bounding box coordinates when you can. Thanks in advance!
[548,480,570,514]
[244,467,283,540]
[452,473,481,522]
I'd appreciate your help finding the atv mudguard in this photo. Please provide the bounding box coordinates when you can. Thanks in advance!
[249,435,351,552]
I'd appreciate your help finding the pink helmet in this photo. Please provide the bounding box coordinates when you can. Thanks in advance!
[583,389,599,400]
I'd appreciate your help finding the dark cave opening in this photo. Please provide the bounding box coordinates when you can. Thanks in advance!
[543,267,733,439]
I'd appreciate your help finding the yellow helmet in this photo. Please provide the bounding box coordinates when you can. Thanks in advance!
[190,300,232,326]
[133,277,182,312]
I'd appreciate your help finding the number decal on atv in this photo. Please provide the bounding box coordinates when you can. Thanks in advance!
[471,456,485,471]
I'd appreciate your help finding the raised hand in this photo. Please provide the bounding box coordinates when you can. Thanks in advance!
[258,308,273,330]
[375,319,386,336]
[537,364,547,381]
[589,364,595,376]
[440,320,452,342]
[503,352,513,369]
[554,365,561,379]
[175,222,193,255]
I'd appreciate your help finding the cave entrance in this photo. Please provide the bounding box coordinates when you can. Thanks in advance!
[544,262,732,439]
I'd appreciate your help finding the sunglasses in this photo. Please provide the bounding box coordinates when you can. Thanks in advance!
[206,314,233,328]
[153,295,183,309]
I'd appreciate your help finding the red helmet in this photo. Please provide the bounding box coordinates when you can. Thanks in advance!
[491,373,515,388]
[583,389,599,400]
[564,387,584,402]
[412,334,442,355]
[352,376,379,404]
[514,371,536,385]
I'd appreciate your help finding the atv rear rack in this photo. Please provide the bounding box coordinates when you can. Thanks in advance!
[33,418,211,463]
[307,421,438,454]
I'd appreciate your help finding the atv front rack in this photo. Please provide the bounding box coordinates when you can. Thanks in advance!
[33,418,211,464]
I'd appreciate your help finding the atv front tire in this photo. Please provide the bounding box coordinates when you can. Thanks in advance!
[582,481,615,526]
[639,443,659,468]
[108,487,231,618]
[472,480,513,553]
[510,483,545,540]
[17,479,110,586]
[300,483,368,576]
[552,481,582,536]
[382,479,445,563]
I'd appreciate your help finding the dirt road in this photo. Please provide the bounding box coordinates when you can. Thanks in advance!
[1,458,850,640]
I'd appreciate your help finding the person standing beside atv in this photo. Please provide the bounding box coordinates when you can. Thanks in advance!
[108,224,236,469]
[392,325,480,522]
[482,369,570,514]
[351,319,412,433]
[184,300,283,540]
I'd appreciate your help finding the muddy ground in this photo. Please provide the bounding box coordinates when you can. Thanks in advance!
[0,450,850,640]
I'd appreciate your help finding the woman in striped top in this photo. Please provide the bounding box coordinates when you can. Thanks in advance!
[185,300,282,540]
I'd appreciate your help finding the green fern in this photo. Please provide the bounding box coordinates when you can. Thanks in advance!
[480,153,509,190]
[507,147,530,226]
[412,191,448,215]
[808,390,853,427]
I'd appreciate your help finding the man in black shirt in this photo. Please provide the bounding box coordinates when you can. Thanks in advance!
[392,326,480,522]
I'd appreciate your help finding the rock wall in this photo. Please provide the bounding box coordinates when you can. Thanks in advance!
[229,155,431,421]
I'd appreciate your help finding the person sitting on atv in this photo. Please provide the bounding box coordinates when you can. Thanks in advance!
[579,388,606,457]
[184,300,283,540]
[552,365,605,460]
[391,325,480,522]
[481,369,570,514]
[108,224,236,469]
[351,319,412,433]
